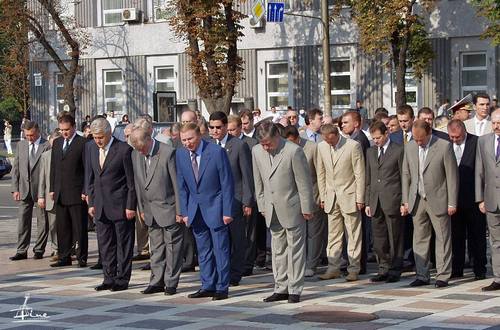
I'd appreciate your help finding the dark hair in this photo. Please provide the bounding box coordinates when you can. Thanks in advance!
[58,113,75,126]
[343,111,361,124]
[396,104,415,118]
[374,107,389,115]
[369,120,387,135]
[473,93,490,104]
[320,123,339,135]
[23,120,39,131]
[256,121,280,140]
[305,108,323,125]
[239,108,253,121]
[283,125,300,139]
[412,119,431,135]
[417,107,434,118]
[209,111,228,125]
[373,112,389,122]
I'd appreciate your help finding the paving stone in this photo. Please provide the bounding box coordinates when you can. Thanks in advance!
[481,307,500,314]
[108,304,173,314]
[317,322,390,329]
[332,296,392,305]
[119,319,193,329]
[97,292,147,300]
[369,289,430,297]
[245,313,298,325]
[48,299,110,310]
[0,297,52,305]
[0,286,44,293]
[444,316,500,326]
[1,276,45,283]
[413,327,464,330]
[439,293,495,301]
[374,310,432,320]
[225,301,277,309]
[403,301,465,311]
[57,314,120,324]
[174,308,238,318]
[0,309,62,319]
[294,310,378,323]
[203,326,269,330]
[6,325,66,330]
[48,290,91,297]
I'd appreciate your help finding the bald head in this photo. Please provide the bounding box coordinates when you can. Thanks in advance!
[492,108,500,135]
[181,110,197,124]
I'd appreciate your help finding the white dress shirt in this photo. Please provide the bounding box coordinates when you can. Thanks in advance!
[378,139,390,158]
[63,131,77,150]
[453,136,466,166]
[215,134,229,148]
[474,117,488,136]
[29,136,42,155]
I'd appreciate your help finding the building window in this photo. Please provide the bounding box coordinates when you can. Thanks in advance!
[266,61,289,109]
[104,70,124,113]
[102,0,123,25]
[392,69,418,108]
[153,0,174,21]
[461,52,487,97]
[155,66,175,91]
[330,58,352,108]
[55,73,65,112]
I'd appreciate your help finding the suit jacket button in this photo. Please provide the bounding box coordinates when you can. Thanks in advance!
[377,179,381,182]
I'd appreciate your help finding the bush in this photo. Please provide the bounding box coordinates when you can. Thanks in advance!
[0,97,22,123]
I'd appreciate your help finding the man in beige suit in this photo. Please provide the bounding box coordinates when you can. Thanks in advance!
[464,93,492,136]
[253,121,314,304]
[402,120,458,288]
[476,108,500,291]
[317,124,365,282]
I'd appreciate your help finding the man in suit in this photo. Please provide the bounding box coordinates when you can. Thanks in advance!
[300,108,323,143]
[208,111,254,286]
[87,118,136,291]
[253,121,314,303]
[176,123,234,300]
[447,120,486,280]
[390,105,415,145]
[317,124,365,282]
[417,107,450,141]
[9,120,50,261]
[476,108,500,291]
[465,93,492,136]
[402,120,458,288]
[130,127,183,295]
[240,109,257,139]
[50,113,88,267]
[37,130,61,261]
[283,125,325,277]
[365,121,404,283]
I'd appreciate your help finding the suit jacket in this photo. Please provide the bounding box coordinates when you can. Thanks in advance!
[317,137,365,214]
[300,129,323,143]
[475,133,500,212]
[132,141,180,227]
[365,142,404,215]
[38,149,55,212]
[299,138,320,208]
[402,136,458,215]
[465,117,492,136]
[50,135,87,206]
[12,138,49,201]
[87,139,137,221]
[176,140,234,228]
[433,128,450,141]
[456,133,478,209]
[352,130,370,157]
[252,138,314,228]
[389,129,411,145]
[241,135,258,150]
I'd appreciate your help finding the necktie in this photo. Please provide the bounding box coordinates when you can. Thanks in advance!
[216,140,221,146]
[378,147,384,161]
[99,148,106,169]
[313,133,317,143]
[145,155,150,176]
[403,131,408,144]
[454,144,463,165]
[29,143,36,169]
[478,122,484,136]
[496,136,500,161]
[191,152,199,182]
[62,139,70,155]
[418,146,427,199]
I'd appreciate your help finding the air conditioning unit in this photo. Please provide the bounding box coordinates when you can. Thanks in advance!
[249,15,263,29]
[122,8,140,22]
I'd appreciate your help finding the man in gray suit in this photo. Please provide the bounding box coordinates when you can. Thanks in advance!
[129,127,183,295]
[365,121,404,283]
[476,108,500,291]
[10,121,50,260]
[253,121,314,303]
[402,120,458,288]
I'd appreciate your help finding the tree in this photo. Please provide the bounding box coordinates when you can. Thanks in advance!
[1,0,88,117]
[471,0,500,45]
[168,0,245,115]
[337,0,435,107]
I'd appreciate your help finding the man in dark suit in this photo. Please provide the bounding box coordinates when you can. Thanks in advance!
[176,123,235,300]
[240,109,257,139]
[10,121,50,261]
[130,127,183,295]
[417,107,450,141]
[208,111,254,286]
[390,105,415,145]
[50,113,88,267]
[87,118,136,292]
[365,121,405,282]
[447,119,486,280]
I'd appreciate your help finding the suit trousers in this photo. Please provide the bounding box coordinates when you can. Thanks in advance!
[182,224,197,269]
[192,210,231,293]
[56,202,88,262]
[255,212,268,267]
[325,200,362,275]
[412,197,452,282]
[47,210,57,254]
[135,215,150,256]
[148,221,184,288]
[269,210,305,295]
[95,215,135,286]
[244,208,258,273]
[371,202,404,277]
[486,210,500,283]
[229,207,247,282]
[306,210,326,270]
[451,207,487,276]
[16,195,48,254]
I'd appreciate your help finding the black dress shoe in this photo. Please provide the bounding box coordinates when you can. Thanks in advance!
[212,292,228,301]
[110,284,128,292]
[435,280,449,288]
[474,274,486,281]
[141,263,151,271]
[95,283,113,291]
[263,293,289,302]
[50,260,72,267]
[9,253,27,261]
[188,290,215,298]
[78,261,87,268]
[242,270,253,277]
[182,266,196,273]
[288,294,300,303]
[132,254,150,261]
[370,274,388,282]
[409,279,430,287]
[386,275,400,283]
[33,252,43,260]
[141,286,164,294]
[482,281,500,291]
[165,287,177,295]
[230,280,240,287]
[450,272,463,279]
[90,263,103,270]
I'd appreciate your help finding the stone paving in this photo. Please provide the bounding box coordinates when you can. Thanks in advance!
[1,220,500,329]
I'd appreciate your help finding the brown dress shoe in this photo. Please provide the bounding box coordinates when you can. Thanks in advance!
[319,271,341,280]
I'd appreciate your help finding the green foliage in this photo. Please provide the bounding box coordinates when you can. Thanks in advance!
[471,0,500,45]
[407,20,435,79]
[0,97,23,122]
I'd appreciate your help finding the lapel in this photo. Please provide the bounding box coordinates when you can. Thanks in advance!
[145,141,160,188]
[30,138,46,171]
[460,134,473,166]
[197,141,211,183]
[488,133,500,164]
[224,135,234,156]
[269,139,286,178]
[331,136,346,167]
[423,136,437,172]
[100,139,118,174]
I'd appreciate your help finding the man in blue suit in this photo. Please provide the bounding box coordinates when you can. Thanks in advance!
[176,123,235,301]
[390,105,415,145]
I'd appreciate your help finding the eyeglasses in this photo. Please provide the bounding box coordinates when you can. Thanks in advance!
[209,125,223,130]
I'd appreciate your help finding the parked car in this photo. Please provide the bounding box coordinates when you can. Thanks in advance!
[112,122,174,142]
[0,155,12,179]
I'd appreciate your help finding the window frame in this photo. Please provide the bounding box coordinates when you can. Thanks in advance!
[103,69,124,114]
[102,0,124,26]
[266,60,290,110]
[460,51,487,97]
[330,57,352,109]
[55,73,65,112]
[154,66,176,92]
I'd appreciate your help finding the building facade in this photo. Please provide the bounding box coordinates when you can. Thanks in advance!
[29,0,499,132]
